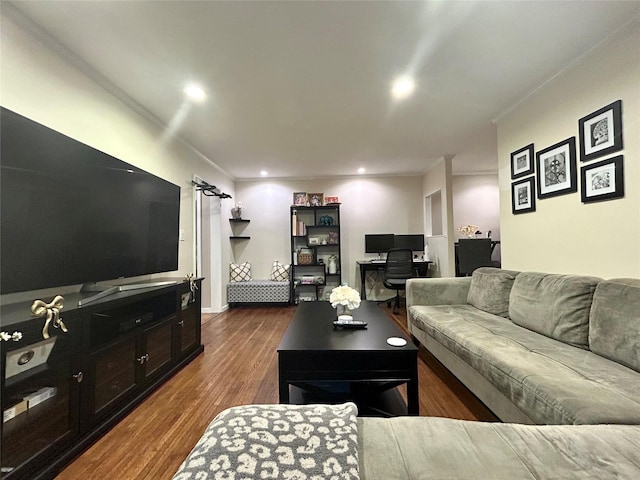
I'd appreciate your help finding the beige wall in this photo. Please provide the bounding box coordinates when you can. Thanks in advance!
[497,19,640,278]
[1,12,235,307]
[453,174,501,263]
[452,174,500,241]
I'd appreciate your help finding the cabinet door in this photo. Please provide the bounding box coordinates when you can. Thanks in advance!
[1,315,80,479]
[85,332,138,426]
[176,305,198,360]
[141,316,174,383]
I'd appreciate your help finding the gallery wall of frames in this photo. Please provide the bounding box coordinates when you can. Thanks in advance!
[510,100,624,215]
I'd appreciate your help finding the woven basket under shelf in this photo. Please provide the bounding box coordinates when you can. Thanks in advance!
[297,252,314,265]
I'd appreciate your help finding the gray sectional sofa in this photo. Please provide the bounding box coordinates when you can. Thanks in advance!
[406,267,640,425]
[174,269,640,478]
[175,402,640,479]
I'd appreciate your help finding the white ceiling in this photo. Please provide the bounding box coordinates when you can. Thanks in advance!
[5,1,640,180]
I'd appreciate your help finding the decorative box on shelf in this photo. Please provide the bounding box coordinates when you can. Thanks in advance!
[297,252,314,265]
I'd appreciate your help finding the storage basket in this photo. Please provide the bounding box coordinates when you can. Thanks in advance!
[297,252,314,265]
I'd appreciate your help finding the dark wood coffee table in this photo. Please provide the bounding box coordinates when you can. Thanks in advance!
[277,300,419,415]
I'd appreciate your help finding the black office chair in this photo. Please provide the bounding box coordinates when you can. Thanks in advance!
[457,238,494,276]
[382,248,414,314]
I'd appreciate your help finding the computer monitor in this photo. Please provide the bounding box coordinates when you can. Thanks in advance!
[365,234,394,257]
[394,234,425,252]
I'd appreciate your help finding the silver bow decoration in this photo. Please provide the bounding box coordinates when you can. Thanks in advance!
[185,273,198,296]
[31,295,67,339]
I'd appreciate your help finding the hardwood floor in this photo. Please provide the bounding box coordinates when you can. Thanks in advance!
[56,304,496,480]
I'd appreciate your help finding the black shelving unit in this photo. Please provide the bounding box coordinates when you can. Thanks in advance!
[290,205,341,304]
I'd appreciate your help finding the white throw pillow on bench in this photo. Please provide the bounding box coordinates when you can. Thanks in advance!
[270,260,290,282]
[229,262,251,282]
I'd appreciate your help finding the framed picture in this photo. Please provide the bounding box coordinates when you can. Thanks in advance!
[510,144,534,179]
[536,137,577,199]
[511,177,536,214]
[580,155,624,203]
[308,193,324,206]
[579,100,623,162]
[293,192,307,206]
[324,196,340,204]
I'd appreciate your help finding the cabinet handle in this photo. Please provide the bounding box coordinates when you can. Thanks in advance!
[73,372,84,383]
[137,354,150,365]
[178,320,184,326]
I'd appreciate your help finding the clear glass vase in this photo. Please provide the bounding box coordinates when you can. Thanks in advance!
[337,304,353,321]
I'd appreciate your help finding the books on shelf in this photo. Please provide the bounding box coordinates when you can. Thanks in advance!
[292,220,306,236]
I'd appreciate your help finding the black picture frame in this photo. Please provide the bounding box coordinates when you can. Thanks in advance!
[580,155,624,203]
[578,100,623,162]
[511,177,536,214]
[536,137,577,199]
[510,143,534,179]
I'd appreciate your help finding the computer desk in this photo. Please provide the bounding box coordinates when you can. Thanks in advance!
[356,259,432,300]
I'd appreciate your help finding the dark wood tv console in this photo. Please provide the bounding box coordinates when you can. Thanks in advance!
[0,278,204,480]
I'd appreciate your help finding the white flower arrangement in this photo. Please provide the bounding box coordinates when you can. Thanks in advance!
[329,285,361,310]
[1,331,22,342]
[458,224,479,237]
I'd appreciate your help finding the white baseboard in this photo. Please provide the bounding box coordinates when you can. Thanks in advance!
[201,305,229,314]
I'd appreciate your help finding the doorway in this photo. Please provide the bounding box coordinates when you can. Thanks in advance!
[194,176,223,313]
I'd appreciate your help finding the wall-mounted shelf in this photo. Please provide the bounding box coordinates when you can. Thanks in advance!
[229,219,250,241]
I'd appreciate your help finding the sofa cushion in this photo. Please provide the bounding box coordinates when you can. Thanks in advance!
[406,277,472,307]
[589,278,640,373]
[410,304,640,424]
[508,272,601,349]
[359,417,640,479]
[467,267,520,317]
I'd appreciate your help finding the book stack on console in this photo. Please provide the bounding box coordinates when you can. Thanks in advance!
[24,386,58,409]
[2,386,57,423]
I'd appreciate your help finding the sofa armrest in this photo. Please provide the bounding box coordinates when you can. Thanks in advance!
[406,277,472,308]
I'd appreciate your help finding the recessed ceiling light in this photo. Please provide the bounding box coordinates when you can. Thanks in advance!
[260,170,268,177]
[184,83,207,102]
[391,76,415,100]
[358,167,366,174]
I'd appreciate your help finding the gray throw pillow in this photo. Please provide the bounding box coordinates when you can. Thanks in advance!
[589,279,640,372]
[467,267,520,317]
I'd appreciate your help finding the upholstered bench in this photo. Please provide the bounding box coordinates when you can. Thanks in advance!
[227,260,291,306]
[227,280,290,306]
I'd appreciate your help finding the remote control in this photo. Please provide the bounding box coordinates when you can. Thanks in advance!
[333,319,367,329]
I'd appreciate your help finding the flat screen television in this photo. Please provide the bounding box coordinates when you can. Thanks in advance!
[394,234,425,252]
[1,107,181,295]
[364,234,394,256]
